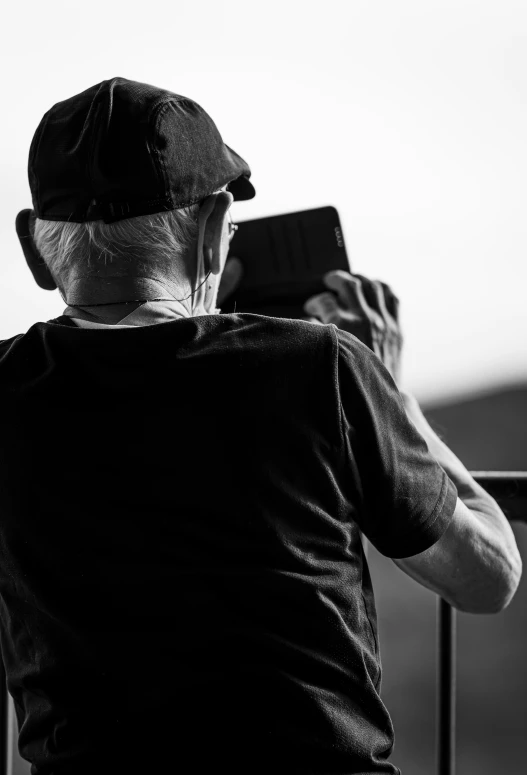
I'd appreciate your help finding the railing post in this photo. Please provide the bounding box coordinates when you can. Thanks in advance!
[434,471,526,775]
[0,656,7,775]
[437,598,456,775]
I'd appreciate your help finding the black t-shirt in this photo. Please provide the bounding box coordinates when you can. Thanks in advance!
[0,313,457,775]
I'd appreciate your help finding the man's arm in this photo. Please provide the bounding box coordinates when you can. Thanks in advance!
[305,270,523,614]
[394,392,522,613]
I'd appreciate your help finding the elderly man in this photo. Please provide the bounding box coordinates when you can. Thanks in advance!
[4,77,521,775]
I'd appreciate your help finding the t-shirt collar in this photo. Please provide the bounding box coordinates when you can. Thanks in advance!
[63,299,192,328]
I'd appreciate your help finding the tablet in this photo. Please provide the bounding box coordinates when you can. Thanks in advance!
[221,205,350,319]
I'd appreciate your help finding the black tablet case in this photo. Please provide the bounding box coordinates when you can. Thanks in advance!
[221,205,351,319]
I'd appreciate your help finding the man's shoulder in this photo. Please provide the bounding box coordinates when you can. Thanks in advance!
[332,324,389,370]
[211,314,382,369]
[215,313,335,349]
[0,318,76,364]
[0,331,25,357]
[218,312,324,331]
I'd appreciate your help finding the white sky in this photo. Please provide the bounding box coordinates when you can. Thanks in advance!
[1,0,526,405]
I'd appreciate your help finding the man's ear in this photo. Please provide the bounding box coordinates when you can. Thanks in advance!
[15,209,57,291]
[198,191,234,275]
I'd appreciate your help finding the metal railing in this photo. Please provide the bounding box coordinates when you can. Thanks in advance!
[437,472,527,775]
[0,655,5,775]
[1,472,526,775]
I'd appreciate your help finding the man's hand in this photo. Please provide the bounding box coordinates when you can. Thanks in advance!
[217,257,243,307]
[304,270,403,383]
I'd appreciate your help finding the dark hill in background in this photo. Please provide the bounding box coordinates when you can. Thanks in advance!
[424,383,527,470]
[367,384,527,775]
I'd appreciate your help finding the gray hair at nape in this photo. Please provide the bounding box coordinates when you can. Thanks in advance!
[33,205,201,281]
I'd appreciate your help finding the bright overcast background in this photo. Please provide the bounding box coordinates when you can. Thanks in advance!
[1,0,526,405]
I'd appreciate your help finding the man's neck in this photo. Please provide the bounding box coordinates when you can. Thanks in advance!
[61,275,195,323]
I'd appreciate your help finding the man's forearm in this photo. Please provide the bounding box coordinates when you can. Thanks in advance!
[400,391,521,575]
[400,392,490,506]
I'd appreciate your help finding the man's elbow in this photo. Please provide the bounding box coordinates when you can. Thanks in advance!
[455,555,523,615]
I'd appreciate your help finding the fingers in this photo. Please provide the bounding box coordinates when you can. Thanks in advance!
[322,271,371,318]
[352,274,380,313]
[371,281,391,323]
[379,281,400,322]
[304,291,340,323]
[304,270,401,335]
[322,271,395,328]
[304,293,340,323]
[352,273,400,326]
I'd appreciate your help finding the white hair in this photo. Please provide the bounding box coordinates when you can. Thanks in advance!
[33,205,200,281]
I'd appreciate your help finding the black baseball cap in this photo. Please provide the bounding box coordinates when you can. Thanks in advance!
[28,77,256,224]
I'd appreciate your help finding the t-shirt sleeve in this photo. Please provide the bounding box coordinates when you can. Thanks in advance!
[333,326,458,559]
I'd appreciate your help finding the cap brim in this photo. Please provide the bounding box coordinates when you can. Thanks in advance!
[227,174,256,201]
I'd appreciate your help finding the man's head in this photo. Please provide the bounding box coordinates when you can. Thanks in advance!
[17,77,255,315]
